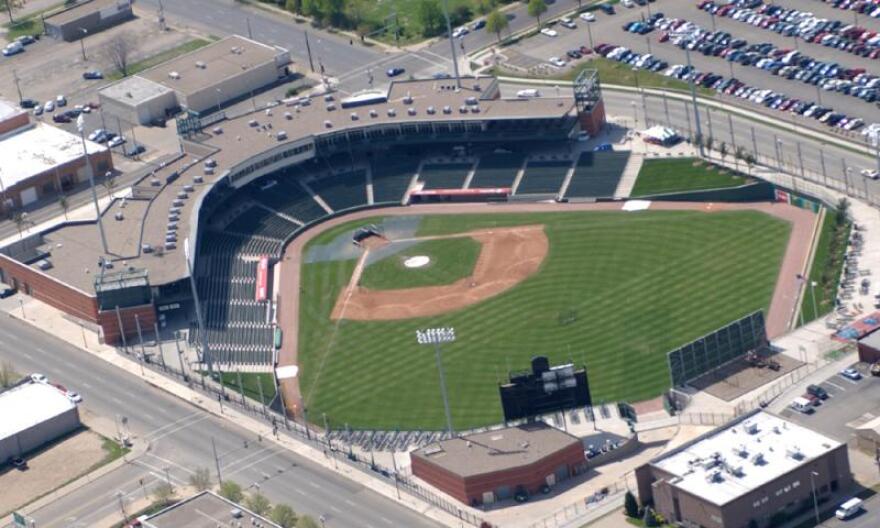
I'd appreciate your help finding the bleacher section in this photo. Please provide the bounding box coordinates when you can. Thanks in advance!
[517,160,571,195]
[470,153,524,189]
[253,179,327,224]
[565,151,630,199]
[372,158,418,203]
[309,170,368,212]
[225,206,300,240]
[419,163,472,190]
[193,231,276,366]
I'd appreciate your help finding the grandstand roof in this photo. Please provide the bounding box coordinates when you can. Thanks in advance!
[10,77,575,294]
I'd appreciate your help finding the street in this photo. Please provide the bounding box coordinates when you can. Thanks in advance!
[0,316,441,528]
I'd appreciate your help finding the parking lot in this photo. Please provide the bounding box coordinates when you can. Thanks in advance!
[505,0,880,127]
[778,362,880,442]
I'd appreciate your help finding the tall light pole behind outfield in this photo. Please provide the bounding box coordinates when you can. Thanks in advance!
[184,239,212,375]
[417,327,456,435]
[685,48,705,157]
[440,0,461,88]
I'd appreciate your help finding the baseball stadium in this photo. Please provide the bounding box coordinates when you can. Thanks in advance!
[0,71,823,436]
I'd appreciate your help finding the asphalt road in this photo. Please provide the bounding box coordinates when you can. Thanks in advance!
[0,316,441,528]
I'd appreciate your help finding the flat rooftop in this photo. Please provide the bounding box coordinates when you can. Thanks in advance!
[652,411,842,506]
[0,382,76,441]
[143,491,279,528]
[859,328,880,351]
[44,0,127,25]
[100,75,174,104]
[0,123,106,190]
[9,77,574,294]
[0,99,24,122]
[412,422,580,478]
[141,35,283,96]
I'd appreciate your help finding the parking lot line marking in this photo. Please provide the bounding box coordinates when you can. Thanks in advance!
[824,380,846,391]
[840,376,860,385]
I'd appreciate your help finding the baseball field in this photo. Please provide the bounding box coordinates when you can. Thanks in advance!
[294,208,792,431]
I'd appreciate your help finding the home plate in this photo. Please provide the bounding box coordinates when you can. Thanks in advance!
[404,256,430,268]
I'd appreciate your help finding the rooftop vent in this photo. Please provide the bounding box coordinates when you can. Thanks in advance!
[193,175,204,183]
[350,112,358,121]
[786,446,804,461]
[744,422,759,435]
[324,120,332,128]
[442,105,452,114]
[369,109,378,118]
[183,184,194,192]
[276,130,287,141]
[733,445,748,458]
[212,126,223,134]
[751,452,766,466]
[142,243,154,253]
[407,107,416,116]
[326,103,336,111]
[426,106,435,114]
[387,108,396,117]
[705,470,723,484]
[465,96,478,105]
[114,211,124,221]
[284,112,292,120]
[403,92,413,104]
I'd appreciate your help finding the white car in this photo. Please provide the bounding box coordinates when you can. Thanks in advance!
[31,373,47,383]
[560,17,576,29]
[861,169,880,180]
[452,26,468,39]
[622,0,635,7]
[579,12,596,22]
[33,105,43,116]
[56,95,67,107]
[841,368,862,381]
[549,57,567,67]
[66,390,83,403]
[516,89,541,98]
[108,136,126,148]
[540,28,558,37]
[88,129,106,141]
[44,100,54,112]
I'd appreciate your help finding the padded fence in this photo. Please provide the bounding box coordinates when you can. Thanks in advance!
[667,311,768,388]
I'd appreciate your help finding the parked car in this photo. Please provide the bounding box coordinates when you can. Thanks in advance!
[82,70,103,80]
[33,105,43,116]
[30,373,47,383]
[43,100,54,112]
[806,384,828,400]
[52,113,71,123]
[19,98,38,109]
[66,390,83,403]
[790,397,814,414]
[452,26,468,39]
[386,67,405,77]
[55,95,67,107]
[548,56,567,67]
[471,19,486,31]
[108,136,126,148]
[841,367,862,380]
[0,282,15,298]
[540,28,558,37]
[124,143,146,157]
[560,17,577,29]
[579,12,596,22]
[16,35,35,45]
[835,498,864,520]
[2,41,24,56]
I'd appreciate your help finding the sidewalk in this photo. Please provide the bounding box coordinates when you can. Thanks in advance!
[5,296,469,528]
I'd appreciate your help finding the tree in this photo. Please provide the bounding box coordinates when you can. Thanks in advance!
[10,211,28,239]
[476,0,496,15]
[719,141,728,164]
[528,0,548,28]
[297,516,321,528]
[106,34,134,77]
[485,9,508,43]
[624,491,639,518]
[745,152,756,176]
[152,482,175,506]
[188,467,211,491]
[417,0,445,38]
[284,0,301,14]
[705,135,714,153]
[345,0,369,36]
[57,194,69,220]
[734,146,744,171]
[245,492,272,515]
[643,506,659,527]
[836,198,851,225]
[0,360,17,388]
[270,504,298,528]
[219,480,243,503]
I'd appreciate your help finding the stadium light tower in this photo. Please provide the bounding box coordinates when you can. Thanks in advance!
[417,327,456,435]
[440,0,462,88]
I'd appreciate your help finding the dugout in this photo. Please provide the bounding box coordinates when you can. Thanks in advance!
[409,187,510,203]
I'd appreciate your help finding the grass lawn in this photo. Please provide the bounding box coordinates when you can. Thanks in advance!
[213,372,277,404]
[297,210,789,430]
[360,237,481,289]
[551,59,715,96]
[800,209,851,322]
[107,39,211,80]
[630,159,747,197]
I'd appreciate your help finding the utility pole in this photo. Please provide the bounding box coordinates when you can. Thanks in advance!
[246,17,253,40]
[76,115,108,254]
[212,437,223,484]
[12,69,22,103]
[685,48,705,157]
[304,31,315,73]
[184,239,211,374]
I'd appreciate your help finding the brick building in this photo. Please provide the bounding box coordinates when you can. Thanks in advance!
[856,329,880,364]
[43,0,133,41]
[410,422,586,506]
[636,411,852,528]
[0,100,111,214]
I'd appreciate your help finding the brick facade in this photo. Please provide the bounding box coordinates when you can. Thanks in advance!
[578,99,607,137]
[0,252,154,345]
[412,441,586,506]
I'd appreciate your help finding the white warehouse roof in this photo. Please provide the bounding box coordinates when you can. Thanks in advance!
[0,123,107,190]
[0,382,76,441]
[652,411,842,506]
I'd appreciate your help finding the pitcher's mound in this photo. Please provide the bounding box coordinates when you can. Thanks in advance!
[404,256,430,268]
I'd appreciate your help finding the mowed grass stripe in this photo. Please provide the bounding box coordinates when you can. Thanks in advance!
[297,210,789,430]
[359,237,481,289]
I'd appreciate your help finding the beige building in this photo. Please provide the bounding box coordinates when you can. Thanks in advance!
[99,35,291,125]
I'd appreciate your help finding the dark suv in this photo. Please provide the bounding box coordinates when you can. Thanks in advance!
[807,384,828,400]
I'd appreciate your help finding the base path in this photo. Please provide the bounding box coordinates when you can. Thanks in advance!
[275,201,817,420]
[331,226,549,321]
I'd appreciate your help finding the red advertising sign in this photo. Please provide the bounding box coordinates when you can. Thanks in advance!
[256,256,269,302]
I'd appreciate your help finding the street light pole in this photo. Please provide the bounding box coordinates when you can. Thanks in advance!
[75,115,108,255]
[685,48,705,157]
[79,28,88,61]
[440,0,461,88]
[416,327,456,435]
[211,436,223,484]
[809,471,820,526]
[184,239,212,374]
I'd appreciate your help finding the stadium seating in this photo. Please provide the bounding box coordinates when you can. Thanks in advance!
[309,170,369,212]
[564,151,630,199]
[517,160,571,194]
[371,158,418,203]
[470,153,524,189]
[252,179,327,224]
[419,163,472,190]
[225,206,300,240]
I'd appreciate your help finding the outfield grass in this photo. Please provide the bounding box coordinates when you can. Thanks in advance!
[800,209,851,322]
[107,39,211,80]
[630,159,748,197]
[360,237,481,289]
[297,210,789,430]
